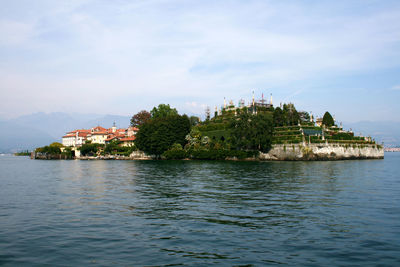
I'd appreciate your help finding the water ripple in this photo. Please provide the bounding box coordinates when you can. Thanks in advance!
[0,155,400,266]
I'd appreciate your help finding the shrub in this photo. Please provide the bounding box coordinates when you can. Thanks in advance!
[162,143,187,159]
[79,143,103,156]
[187,148,257,160]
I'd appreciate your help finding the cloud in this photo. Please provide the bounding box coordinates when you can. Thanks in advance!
[0,0,400,120]
[0,20,35,45]
[183,101,207,116]
[391,85,400,90]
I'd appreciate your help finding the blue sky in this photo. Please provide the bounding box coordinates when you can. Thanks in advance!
[0,0,399,122]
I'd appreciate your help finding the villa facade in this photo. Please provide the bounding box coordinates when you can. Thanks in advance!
[62,125,138,147]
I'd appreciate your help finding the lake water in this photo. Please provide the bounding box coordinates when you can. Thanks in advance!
[1,154,400,266]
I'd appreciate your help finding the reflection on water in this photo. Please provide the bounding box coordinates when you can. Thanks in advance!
[0,155,399,266]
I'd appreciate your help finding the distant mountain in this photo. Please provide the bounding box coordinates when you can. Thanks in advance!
[1,112,398,153]
[343,121,400,146]
[0,112,131,153]
[85,114,131,130]
[0,120,56,153]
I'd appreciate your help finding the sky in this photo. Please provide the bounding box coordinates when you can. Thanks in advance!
[0,0,399,122]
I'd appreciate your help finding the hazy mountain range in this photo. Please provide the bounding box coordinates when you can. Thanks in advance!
[0,112,131,153]
[0,112,399,153]
[342,121,400,147]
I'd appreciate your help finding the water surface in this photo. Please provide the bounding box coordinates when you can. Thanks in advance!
[1,154,399,266]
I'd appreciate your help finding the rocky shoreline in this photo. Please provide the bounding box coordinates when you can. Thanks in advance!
[32,143,384,161]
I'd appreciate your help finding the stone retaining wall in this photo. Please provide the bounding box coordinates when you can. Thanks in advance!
[75,151,153,160]
[259,143,384,161]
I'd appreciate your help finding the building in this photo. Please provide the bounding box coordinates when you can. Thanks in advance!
[62,129,91,147]
[119,136,136,147]
[62,124,139,147]
[315,117,323,127]
[218,92,273,117]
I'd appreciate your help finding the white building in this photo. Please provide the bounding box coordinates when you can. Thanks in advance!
[61,125,138,147]
[62,133,76,147]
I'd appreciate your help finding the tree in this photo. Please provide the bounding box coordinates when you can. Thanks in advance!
[231,111,274,153]
[135,114,191,157]
[130,110,151,128]
[151,104,178,119]
[282,103,300,126]
[273,107,284,127]
[205,106,210,121]
[49,142,63,148]
[298,111,310,123]
[189,116,200,126]
[35,142,63,155]
[162,143,186,159]
[322,111,335,127]
[79,143,103,156]
[104,140,122,154]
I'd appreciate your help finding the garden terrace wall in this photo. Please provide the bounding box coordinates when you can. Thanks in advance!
[259,143,384,161]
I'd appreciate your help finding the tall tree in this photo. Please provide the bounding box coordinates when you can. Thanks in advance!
[151,104,178,119]
[135,114,190,157]
[205,106,210,121]
[322,111,335,127]
[298,111,310,123]
[130,110,151,128]
[273,107,284,127]
[282,103,300,125]
[231,111,274,152]
[189,116,200,126]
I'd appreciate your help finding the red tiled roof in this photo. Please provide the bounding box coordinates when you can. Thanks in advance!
[105,136,118,142]
[92,131,108,135]
[67,129,91,134]
[78,132,89,137]
[106,128,126,133]
[92,126,107,132]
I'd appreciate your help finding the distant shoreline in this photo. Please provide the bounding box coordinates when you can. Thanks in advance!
[384,147,400,152]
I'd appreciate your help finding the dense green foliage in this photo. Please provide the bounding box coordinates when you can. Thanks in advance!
[231,111,274,152]
[328,132,354,140]
[150,104,178,119]
[187,149,258,160]
[14,150,31,156]
[133,102,372,160]
[104,140,121,154]
[189,116,200,126]
[135,114,191,157]
[298,111,310,123]
[322,111,335,127]
[103,140,136,156]
[79,143,104,156]
[162,143,187,159]
[35,142,74,159]
[273,104,300,126]
[196,122,228,132]
[61,147,73,158]
[36,142,63,155]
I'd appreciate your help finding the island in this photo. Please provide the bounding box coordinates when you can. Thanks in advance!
[32,94,384,161]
